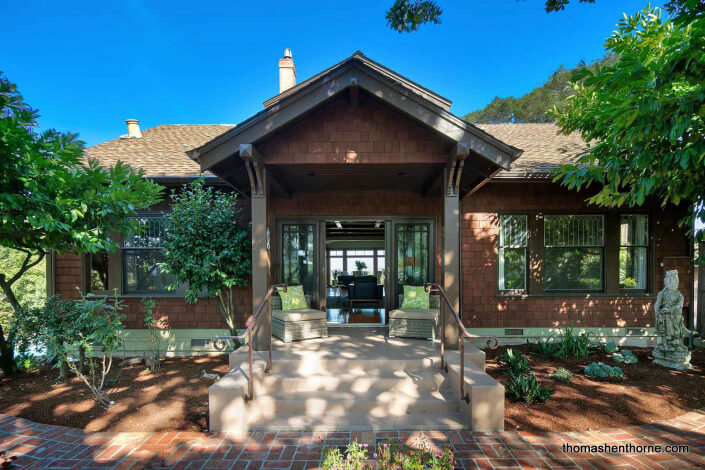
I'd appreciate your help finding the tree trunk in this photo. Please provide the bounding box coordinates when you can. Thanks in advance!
[59,359,68,381]
[698,243,704,336]
[0,278,21,375]
[78,345,88,374]
[0,324,14,376]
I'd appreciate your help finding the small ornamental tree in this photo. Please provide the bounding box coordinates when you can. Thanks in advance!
[0,73,163,374]
[14,294,126,407]
[162,178,251,336]
[553,6,705,261]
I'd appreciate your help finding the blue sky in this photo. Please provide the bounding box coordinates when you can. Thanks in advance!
[3,0,663,147]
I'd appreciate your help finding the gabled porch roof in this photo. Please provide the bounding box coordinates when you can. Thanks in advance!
[189,51,523,197]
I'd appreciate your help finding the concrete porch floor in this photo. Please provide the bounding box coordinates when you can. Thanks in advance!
[267,327,442,361]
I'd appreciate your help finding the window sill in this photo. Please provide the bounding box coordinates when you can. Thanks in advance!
[88,292,208,299]
[495,292,655,300]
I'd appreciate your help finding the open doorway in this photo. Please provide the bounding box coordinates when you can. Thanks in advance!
[276,216,435,326]
[325,220,386,325]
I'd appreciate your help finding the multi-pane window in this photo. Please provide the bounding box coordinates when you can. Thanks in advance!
[122,216,176,294]
[347,249,375,275]
[396,224,430,286]
[544,215,604,291]
[282,224,316,295]
[498,215,527,291]
[328,250,345,284]
[619,215,649,289]
[327,248,386,284]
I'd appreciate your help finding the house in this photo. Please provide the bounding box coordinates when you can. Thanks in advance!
[48,50,694,430]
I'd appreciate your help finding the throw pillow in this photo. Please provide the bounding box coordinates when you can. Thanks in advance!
[277,285,308,310]
[401,285,430,309]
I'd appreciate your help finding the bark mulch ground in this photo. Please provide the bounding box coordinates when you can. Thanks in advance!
[0,355,229,432]
[485,344,705,433]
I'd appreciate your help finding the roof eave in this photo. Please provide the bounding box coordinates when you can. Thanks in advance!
[194,60,522,173]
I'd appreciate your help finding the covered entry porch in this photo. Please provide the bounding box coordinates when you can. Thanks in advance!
[191,51,521,432]
[190,52,522,348]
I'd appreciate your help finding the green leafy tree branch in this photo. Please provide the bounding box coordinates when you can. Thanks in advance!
[0,73,163,374]
[553,6,705,261]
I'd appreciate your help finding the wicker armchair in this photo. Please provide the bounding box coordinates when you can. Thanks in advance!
[388,294,440,340]
[271,293,328,343]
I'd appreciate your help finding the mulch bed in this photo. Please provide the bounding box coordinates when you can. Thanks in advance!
[485,344,705,433]
[0,355,229,432]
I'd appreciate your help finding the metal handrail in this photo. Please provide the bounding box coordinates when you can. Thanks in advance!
[424,283,498,403]
[212,283,287,401]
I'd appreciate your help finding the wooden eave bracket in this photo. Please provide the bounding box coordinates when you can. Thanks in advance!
[446,141,470,197]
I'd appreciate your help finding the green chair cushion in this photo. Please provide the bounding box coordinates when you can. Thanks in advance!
[401,285,430,309]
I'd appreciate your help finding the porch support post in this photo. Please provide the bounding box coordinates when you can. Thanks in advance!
[241,144,271,352]
[442,142,469,349]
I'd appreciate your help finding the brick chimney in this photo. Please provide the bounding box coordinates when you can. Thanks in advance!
[278,48,296,93]
[125,119,142,138]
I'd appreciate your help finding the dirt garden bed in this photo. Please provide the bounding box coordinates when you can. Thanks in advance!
[0,355,229,432]
[485,344,705,433]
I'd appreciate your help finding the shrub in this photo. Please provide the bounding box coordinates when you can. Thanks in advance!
[550,367,574,382]
[498,348,531,377]
[322,441,369,469]
[13,353,42,372]
[603,341,619,354]
[612,349,638,364]
[142,298,167,372]
[322,439,456,470]
[557,326,591,359]
[506,372,554,404]
[14,294,125,407]
[161,178,250,338]
[528,338,557,357]
[584,362,624,379]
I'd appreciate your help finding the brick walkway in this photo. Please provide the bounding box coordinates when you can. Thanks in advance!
[1,411,705,469]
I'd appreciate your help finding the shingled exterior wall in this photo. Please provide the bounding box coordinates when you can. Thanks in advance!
[460,182,692,329]
[259,94,449,165]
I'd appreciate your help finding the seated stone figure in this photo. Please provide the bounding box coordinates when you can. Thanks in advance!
[652,270,692,370]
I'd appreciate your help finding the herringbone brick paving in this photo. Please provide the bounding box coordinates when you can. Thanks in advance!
[1,410,704,469]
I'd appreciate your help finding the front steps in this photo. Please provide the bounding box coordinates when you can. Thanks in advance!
[209,338,504,433]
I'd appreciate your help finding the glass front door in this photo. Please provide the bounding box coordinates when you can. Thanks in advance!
[392,222,432,307]
[281,224,317,297]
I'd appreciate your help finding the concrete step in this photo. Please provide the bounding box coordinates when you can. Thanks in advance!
[211,346,502,433]
[229,351,486,375]
[258,368,448,393]
[254,388,460,416]
[237,409,469,431]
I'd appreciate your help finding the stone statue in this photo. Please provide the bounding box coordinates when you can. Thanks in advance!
[652,270,692,370]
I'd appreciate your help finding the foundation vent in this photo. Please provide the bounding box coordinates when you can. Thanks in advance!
[504,328,524,336]
[626,328,646,336]
[191,338,209,347]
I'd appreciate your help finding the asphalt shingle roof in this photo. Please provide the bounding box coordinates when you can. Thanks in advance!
[85,122,585,179]
[85,124,234,177]
[477,123,586,178]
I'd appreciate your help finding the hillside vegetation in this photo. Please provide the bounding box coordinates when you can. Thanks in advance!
[464,55,616,124]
